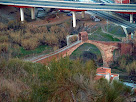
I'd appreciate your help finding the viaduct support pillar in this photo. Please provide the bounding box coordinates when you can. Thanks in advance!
[122,26,128,42]
[72,11,76,27]
[81,11,85,18]
[31,7,35,20]
[20,8,25,22]
[130,14,133,23]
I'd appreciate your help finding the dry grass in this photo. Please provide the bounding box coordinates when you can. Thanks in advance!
[0,77,31,102]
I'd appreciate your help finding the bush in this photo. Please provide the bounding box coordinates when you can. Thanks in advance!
[0,35,9,42]
[10,31,22,45]
[38,26,48,33]
[45,33,59,46]
[26,26,40,34]
[21,38,39,50]
[69,36,78,44]
[0,42,10,53]
[11,44,21,57]
[8,20,25,30]
[0,23,7,31]
[35,33,45,44]
[22,32,32,39]
[126,61,136,76]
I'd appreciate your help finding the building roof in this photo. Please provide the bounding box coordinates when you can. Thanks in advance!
[96,67,111,75]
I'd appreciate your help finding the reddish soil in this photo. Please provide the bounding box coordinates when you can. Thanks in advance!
[28,13,71,27]
[28,12,107,27]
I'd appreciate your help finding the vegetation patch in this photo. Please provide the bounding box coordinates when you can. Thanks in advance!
[106,24,126,37]
[0,57,132,102]
[15,45,53,58]
[0,20,71,58]
[111,55,136,83]
[89,27,120,41]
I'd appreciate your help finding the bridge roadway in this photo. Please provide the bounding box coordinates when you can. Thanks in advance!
[25,40,82,62]
[0,0,136,12]
[87,11,136,28]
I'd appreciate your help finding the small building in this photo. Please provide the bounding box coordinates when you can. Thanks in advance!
[94,67,119,82]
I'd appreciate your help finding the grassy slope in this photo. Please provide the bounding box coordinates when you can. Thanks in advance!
[88,27,121,41]
[16,45,53,58]
[107,24,126,37]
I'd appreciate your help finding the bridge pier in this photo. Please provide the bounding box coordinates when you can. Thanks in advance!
[122,26,129,42]
[130,14,133,23]
[72,11,76,27]
[31,7,35,20]
[20,8,25,22]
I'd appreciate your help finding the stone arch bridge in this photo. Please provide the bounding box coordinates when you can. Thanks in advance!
[28,31,133,67]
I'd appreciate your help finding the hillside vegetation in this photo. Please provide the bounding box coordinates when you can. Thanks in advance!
[0,57,132,102]
[111,55,136,82]
[0,21,71,58]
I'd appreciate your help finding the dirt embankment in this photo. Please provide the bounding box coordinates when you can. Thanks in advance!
[0,5,20,23]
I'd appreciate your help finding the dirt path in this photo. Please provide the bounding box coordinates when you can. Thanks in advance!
[28,13,71,27]
[28,12,107,27]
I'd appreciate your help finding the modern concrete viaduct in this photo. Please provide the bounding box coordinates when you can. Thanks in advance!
[1,0,136,27]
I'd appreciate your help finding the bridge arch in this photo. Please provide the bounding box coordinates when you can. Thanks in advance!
[70,43,103,64]
[63,41,106,66]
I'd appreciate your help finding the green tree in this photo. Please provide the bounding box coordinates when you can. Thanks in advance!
[96,79,131,102]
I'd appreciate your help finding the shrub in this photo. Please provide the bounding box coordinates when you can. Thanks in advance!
[0,35,9,42]
[69,36,78,44]
[26,26,40,34]
[8,20,25,30]
[38,26,48,33]
[0,88,11,102]
[53,45,59,51]
[49,26,69,47]
[11,44,21,57]
[22,32,32,39]
[21,38,39,50]
[126,61,136,76]
[50,25,60,33]
[10,31,22,45]
[0,42,10,53]
[35,33,45,44]
[56,27,69,41]
[26,26,48,34]
[118,56,127,70]
[45,33,59,46]
[0,23,7,31]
